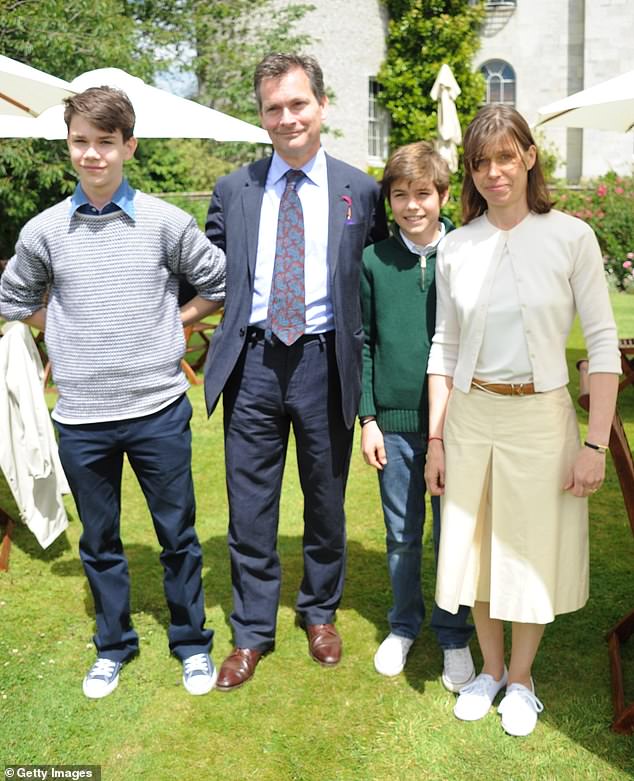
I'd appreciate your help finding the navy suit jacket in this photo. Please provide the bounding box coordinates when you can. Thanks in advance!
[203,153,387,429]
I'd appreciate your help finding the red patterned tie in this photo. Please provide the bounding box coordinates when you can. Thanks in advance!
[266,169,306,345]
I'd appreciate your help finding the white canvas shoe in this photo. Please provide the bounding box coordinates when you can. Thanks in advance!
[453,667,508,721]
[498,680,544,736]
[373,633,414,676]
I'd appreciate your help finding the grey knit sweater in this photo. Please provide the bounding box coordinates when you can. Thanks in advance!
[0,191,225,422]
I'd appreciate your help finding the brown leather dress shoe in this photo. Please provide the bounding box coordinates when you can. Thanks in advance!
[306,623,342,667]
[216,648,262,691]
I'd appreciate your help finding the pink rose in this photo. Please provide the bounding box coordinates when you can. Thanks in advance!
[615,187,624,195]
[623,260,633,269]
[597,184,608,197]
[627,252,634,259]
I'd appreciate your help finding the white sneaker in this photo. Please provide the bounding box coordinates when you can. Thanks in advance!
[83,657,121,699]
[373,633,414,676]
[442,646,476,693]
[498,680,544,736]
[182,652,217,695]
[453,667,508,721]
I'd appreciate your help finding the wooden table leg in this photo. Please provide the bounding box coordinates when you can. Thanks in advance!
[606,609,634,735]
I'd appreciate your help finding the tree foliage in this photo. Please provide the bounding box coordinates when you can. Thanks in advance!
[379,0,486,148]
[129,0,313,161]
[0,0,157,82]
[0,0,158,257]
[0,0,312,257]
[378,1,485,222]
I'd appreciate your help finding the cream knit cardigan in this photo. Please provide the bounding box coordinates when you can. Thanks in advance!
[428,209,621,389]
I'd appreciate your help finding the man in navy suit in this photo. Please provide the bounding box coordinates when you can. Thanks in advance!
[204,53,387,690]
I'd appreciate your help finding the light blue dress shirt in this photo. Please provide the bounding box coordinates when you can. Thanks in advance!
[69,179,136,220]
[250,148,333,333]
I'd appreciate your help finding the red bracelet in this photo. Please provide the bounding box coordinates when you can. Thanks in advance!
[428,436,443,443]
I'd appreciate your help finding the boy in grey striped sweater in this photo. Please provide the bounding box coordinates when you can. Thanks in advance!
[0,86,225,699]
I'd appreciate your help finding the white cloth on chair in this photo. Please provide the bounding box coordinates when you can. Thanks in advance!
[0,321,69,548]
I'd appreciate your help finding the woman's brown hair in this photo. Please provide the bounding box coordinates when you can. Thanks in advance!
[461,104,551,224]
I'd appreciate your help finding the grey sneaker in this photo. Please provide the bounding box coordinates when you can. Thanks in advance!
[442,646,476,693]
[182,653,217,695]
[83,657,122,699]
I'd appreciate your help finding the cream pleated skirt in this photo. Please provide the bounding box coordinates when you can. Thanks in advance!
[435,386,589,624]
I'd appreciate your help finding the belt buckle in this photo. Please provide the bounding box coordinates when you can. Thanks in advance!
[511,383,524,396]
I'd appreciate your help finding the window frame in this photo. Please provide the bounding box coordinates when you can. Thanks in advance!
[479,59,517,106]
[368,77,390,165]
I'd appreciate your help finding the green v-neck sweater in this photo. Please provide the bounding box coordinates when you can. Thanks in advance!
[359,217,453,434]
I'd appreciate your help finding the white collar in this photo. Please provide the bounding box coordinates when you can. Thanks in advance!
[400,221,446,256]
[268,147,327,188]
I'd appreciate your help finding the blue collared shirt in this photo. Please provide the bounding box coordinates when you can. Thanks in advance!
[69,179,136,220]
[250,147,332,332]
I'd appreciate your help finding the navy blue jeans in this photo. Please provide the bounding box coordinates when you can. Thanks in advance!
[378,432,473,649]
[55,395,212,663]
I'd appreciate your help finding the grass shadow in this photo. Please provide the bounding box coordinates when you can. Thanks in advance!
[199,532,389,632]
[18,509,634,777]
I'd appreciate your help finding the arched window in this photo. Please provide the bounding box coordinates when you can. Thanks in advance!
[480,60,516,105]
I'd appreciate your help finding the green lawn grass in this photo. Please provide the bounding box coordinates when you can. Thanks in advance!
[1,295,633,780]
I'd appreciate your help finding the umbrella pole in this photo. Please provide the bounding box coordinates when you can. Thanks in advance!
[0,90,37,117]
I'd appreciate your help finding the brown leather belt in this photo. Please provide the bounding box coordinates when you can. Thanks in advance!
[471,379,537,396]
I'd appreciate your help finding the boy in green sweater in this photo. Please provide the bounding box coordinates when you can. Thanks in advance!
[359,141,474,686]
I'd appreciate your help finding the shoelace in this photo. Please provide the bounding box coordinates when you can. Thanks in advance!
[444,651,472,678]
[183,654,210,676]
[503,686,544,713]
[459,673,498,696]
[88,658,117,679]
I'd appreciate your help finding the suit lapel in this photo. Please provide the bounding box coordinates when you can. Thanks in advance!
[241,157,271,283]
[326,155,351,278]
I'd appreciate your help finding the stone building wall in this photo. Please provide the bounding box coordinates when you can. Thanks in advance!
[287,0,388,171]
[283,0,633,179]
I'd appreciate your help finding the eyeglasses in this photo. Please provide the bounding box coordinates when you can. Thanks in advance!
[471,151,522,173]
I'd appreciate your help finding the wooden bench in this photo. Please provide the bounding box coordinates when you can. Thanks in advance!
[181,318,219,385]
[618,338,634,395]
[578,359,634,734]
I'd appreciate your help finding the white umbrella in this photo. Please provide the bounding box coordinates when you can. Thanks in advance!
[536,70,634,132]
[0,67,270,143]
[0,54,74,117]
[430,63,462,173]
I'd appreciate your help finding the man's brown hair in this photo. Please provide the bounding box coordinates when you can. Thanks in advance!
[63,86,136,141]
[461,104,551,224]
[381,141,450,201]
[254,53,326,109]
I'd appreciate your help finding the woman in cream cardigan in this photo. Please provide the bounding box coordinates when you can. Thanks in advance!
[424,104,621,737]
